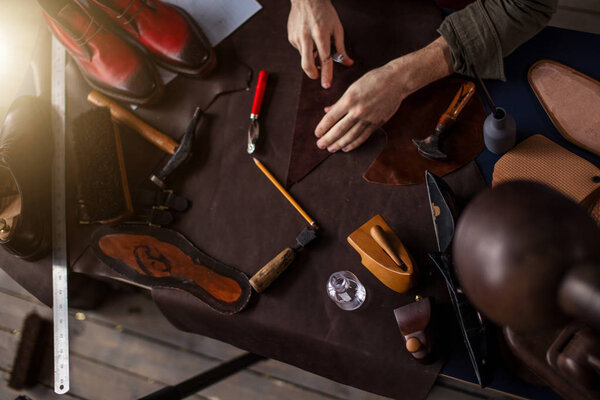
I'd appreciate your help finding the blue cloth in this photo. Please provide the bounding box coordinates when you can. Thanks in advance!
[443,26,600,399]
[476,26,600,185]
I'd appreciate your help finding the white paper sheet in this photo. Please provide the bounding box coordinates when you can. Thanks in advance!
[165,0,263,46]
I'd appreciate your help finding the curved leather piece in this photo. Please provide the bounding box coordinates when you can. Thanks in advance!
[91,225,252,314]
[364,78,486,185]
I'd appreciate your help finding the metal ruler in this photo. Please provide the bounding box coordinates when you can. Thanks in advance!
[51,36,70,395]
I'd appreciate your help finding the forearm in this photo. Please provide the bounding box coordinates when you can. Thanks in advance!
[387,36,454,97]
[439,0,557,80]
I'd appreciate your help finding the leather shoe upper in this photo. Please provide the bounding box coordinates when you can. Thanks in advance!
[38,0,163,104]
[88,0,216,77]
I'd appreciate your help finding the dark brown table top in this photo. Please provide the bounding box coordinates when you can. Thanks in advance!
[0,1,489,398]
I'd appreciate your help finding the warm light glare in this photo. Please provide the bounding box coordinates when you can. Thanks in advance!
[0,36,15,78]
[0,1,43,119]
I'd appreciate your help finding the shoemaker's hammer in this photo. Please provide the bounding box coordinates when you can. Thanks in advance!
[87,90,202,188]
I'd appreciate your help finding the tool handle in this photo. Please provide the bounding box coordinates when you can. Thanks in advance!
[87,90,178,155]
[250,247,296,293]
[251,70,268,117]
[370,225,403,267]
[436,81,476,133]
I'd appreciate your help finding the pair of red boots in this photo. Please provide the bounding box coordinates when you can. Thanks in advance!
[38,0,216,104]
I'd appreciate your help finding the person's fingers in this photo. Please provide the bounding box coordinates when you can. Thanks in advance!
[316,115,357,150]
[315,101,345,138]
[327,120,370,152]
[314,34,332,88]
[342,128,374,152]
[324,106,331,113]
[333,25,354,66]
[300,35,318,79]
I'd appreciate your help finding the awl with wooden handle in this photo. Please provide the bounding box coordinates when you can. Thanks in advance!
[250,158,319,292]
[250,227,317,293]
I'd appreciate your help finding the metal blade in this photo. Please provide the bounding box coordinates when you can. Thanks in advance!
[247,118,259,154]
[425,171,456,253]
[429,252,489,387]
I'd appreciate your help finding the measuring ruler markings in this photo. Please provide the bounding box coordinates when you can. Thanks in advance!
[51,36,70,395]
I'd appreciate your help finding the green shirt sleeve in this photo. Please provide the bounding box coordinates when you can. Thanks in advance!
[438,0,557,80]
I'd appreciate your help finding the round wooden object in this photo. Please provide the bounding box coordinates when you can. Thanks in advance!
[406,337,422,353]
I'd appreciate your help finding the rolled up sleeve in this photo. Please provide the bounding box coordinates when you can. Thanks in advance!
[438,0,557,80]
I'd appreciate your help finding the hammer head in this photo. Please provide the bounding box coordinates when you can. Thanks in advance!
[294,227,318,250]
[412,135,447,161]
[151,107,203,188]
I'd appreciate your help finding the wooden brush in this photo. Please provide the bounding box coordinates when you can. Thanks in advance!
[71,107,133,224]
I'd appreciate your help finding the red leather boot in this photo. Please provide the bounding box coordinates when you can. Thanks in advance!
[87,0,216,77]
[38,0,163,105]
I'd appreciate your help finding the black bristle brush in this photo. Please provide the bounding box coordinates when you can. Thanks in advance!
[72,107,133,224]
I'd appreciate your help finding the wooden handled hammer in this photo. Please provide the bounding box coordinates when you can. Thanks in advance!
[87,90,202,188]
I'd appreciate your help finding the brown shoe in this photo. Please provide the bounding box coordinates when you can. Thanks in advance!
[0,97,52,260]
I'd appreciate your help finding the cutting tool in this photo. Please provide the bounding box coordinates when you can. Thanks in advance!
[425,170,490,387]
[247,70,268,154]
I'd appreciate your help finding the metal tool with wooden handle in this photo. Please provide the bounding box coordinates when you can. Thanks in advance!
[412,81,476,160]
[250,227,317,293]
[87,90,178,154]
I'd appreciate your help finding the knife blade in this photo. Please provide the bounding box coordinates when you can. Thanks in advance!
[425,170,490,387]
[247,70,268,154]
[425,170,457,253]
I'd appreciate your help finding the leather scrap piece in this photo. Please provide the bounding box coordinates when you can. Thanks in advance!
[286,63,363,187]
[364,78,487,185]
[91,225,251,314]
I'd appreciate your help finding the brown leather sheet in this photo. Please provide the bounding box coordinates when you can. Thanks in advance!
[0,1,489,398]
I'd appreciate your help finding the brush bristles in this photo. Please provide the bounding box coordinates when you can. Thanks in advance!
[72,107,132,224]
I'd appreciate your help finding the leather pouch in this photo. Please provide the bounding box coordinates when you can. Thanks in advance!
[492,135,600,224]
[528,60,600,156]
[91,224,252,314]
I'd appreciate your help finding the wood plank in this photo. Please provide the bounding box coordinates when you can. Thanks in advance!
[0,329,19,371]
[0,369,82,400]
[0,291,345,400]
[0,268,39,301]
[0,291,51,332]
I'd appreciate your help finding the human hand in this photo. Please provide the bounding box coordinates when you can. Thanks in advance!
[287,0,353,88]
[315,37,454,152]
[315,63,408,152]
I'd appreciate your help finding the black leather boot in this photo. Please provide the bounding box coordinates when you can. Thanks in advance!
[0,96,52,260]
